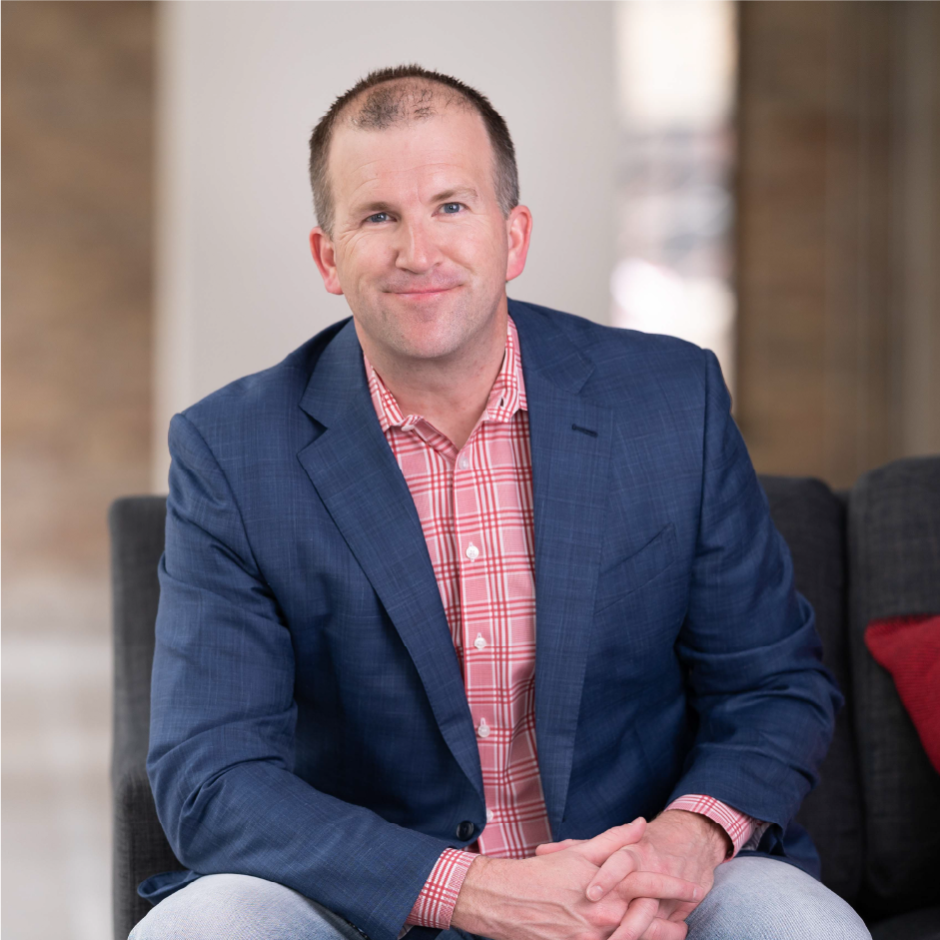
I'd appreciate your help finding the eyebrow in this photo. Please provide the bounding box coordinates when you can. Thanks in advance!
[355,201,394,216]
[431,187,479,203]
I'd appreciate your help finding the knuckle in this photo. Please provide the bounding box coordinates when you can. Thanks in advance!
[614,877,642,901]
[585,906,612,928]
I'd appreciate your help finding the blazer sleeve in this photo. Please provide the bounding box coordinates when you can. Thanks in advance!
[666,350,842,833]
[147,413,452,940]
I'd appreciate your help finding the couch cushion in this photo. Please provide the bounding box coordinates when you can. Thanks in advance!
[869,905,940,940]
[848,457,940,919]
[761,476,863,905]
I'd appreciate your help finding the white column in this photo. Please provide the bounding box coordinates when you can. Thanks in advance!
[153,1,616,489]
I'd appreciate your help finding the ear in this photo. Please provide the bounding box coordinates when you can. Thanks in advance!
[309,227,344,295]
[505,205,533,283]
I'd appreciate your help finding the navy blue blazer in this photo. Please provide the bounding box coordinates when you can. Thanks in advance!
[145,300,840,940]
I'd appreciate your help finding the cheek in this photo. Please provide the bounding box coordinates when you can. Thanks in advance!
[338,239,387,287]
[444,223,505,270]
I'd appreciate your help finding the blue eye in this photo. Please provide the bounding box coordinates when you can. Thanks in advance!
[441,203,462,214]
[366,212,390,224]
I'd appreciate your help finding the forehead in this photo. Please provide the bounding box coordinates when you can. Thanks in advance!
[327,107,496,206]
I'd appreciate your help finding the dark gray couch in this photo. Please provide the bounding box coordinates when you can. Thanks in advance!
[111,456,940,940]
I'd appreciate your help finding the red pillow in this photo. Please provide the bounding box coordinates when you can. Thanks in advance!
[864,615,940,774]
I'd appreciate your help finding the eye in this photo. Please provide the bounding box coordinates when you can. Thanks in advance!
[366,212,391,224]
[440,202,463,215]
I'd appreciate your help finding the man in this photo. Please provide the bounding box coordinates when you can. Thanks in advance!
[132,66,869,940]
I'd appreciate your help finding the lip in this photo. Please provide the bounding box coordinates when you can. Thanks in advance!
[391,287,456,298]
[389,284,460,299]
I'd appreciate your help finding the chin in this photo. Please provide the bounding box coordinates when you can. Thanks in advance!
[394,332,468,362]
[386,311,475,359]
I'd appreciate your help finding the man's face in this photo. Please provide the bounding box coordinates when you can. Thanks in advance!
[310,105,531,367]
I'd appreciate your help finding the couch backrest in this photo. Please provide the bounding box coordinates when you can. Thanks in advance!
[761,475,864,905]
[847,456,940,920]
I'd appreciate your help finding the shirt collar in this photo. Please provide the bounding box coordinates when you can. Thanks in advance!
[365,316,527,436]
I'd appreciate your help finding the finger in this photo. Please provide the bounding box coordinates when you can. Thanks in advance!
[586,846,639,900]
[640,917,688,940]
[663,899,697,921]
[534,838,583,856]
[607,896,659,940]
[570,817,647,865]
[615,872,704,906]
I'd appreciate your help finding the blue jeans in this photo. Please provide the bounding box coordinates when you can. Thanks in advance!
[129,857,871,940]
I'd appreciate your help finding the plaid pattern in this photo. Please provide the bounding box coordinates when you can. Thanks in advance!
[366,318,756,931]
[402,847,476,930]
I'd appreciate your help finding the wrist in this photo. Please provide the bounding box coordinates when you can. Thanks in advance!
[658,809,731,865]
[450,855,500,935]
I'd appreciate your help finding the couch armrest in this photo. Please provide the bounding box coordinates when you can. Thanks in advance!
[110,496,183,940]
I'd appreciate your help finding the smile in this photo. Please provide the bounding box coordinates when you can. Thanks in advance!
[390,287,458,299]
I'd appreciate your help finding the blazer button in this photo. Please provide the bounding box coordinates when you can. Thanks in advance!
[456,821,476,841]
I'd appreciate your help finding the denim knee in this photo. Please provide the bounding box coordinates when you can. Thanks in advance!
[128,872,363,940]
[686,856,871,940]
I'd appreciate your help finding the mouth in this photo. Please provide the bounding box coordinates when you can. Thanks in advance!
[387,283,462,300]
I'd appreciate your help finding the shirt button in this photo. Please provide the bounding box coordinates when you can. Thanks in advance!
[477,718,491,738]
[486,808,495,823]
[466,543,480,561]
[456,821,476,841]
[458,455,469,470]
[474,633,487,650]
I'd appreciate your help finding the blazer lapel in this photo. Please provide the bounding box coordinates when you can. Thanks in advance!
[513,304,614,836]
[296,321,483,801]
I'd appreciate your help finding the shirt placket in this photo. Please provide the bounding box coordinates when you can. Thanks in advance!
[452,424,503,842]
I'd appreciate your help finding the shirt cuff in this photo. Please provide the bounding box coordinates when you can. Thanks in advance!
[404,848,478,930]
[665,794,762,858]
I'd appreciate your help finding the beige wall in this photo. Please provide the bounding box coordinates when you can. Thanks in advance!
[154,0,617,489]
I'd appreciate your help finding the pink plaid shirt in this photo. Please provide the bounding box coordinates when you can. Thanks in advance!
[364,318,758,931]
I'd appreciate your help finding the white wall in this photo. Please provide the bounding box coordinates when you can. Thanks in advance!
[154,0,616,489]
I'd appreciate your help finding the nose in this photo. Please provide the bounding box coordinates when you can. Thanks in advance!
[394,216,442,275]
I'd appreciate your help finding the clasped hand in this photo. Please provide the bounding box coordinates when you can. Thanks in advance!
[451,812,726,940]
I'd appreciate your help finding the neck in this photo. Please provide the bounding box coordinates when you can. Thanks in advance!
[359,313,508,452]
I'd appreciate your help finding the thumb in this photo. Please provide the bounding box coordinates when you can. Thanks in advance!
[535,838,585,856]
[565,818,647,865]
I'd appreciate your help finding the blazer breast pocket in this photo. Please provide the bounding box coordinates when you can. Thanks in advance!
[594,522,678,614]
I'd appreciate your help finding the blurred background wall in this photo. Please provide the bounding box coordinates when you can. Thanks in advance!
[2,4,153,938]
[2,3,938,939]
[736,1,940,486]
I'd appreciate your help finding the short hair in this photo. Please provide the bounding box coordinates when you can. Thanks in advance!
[309,65,519,236]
